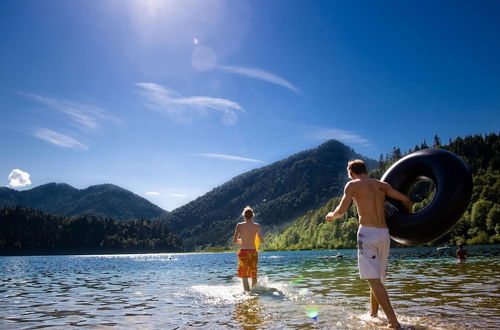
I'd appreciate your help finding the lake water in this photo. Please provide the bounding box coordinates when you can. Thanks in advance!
[0,245,499,329]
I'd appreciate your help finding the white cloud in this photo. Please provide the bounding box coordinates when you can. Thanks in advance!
[8,169,32,188]
[309,128,371,147]
[31,127,88,150]
[136,82,244,125]
[196,153,264,163]
[19,92,122,130]
[190,45,300,94]
[168,193,186,198]
[145,191,161,195]
[217,65,301,94]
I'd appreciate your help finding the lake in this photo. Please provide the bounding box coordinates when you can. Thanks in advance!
[1,245,499,329]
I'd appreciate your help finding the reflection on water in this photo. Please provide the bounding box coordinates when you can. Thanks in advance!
[0,246,499,329]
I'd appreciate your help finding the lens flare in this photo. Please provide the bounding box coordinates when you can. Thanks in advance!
[290,275,304,285]
[305,307,319,320]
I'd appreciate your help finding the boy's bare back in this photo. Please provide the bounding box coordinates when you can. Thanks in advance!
[234,221,262,249]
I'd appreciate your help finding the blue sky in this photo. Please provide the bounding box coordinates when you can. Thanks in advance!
[1,0,499,211]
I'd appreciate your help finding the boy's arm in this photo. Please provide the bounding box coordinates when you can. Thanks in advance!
[257,224,264,243]
[384,183,412,212]
[325,183,353,222]
[233,224,242,244]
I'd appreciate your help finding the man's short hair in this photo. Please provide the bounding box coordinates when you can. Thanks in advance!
[348,159,368,175]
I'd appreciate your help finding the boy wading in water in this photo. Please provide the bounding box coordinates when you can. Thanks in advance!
[325,160,412,329]
[233,206,264,291]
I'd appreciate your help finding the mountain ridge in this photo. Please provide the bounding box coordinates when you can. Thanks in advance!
[0,182,167,221]
[163,139,377,250]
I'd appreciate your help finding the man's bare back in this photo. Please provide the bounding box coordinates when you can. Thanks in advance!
[350,178,393,228]
[326,175,412,228]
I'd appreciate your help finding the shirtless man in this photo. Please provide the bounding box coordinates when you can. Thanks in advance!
[233,206,264,291]
[325,159,412,329]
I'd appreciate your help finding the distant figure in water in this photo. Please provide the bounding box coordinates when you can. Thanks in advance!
[456,244,467,261]
[233,206,264,291]
[324,159,412,329]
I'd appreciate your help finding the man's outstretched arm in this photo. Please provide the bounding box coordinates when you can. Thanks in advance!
[325,183,353,221]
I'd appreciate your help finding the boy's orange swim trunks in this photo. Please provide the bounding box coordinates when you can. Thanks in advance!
[237,249,258,278]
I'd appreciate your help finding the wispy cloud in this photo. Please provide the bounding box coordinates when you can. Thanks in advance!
[19,92,122,130]
[8,169,32,188]
[217,65,301,94]
[136,82,244,125]
[168,193,186,198]
[309,128,371,147]
[145,191,161,196]
[191,45,300,94]
[31,127,88,150]
[196,153,264,163]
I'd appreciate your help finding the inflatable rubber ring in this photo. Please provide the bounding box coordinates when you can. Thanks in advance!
[381,149,472,246]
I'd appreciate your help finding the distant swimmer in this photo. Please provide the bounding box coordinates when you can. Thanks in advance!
[456,244,467,261]
[233,206,264,291]
[324,159,412,329]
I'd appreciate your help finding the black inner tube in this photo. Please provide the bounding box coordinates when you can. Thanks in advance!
[381,149,472,246]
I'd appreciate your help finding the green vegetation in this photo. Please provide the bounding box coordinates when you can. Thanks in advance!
[0,206,182,255]
[264,197,359,250]
[264,133,500,250]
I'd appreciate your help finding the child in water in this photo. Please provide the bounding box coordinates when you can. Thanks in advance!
[232,206,264,291]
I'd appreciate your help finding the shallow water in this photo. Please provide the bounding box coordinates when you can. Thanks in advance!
[0,245,499,329]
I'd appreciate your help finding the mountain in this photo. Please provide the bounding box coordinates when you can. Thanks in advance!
[0,183,167,221]
[265,133,500,249]
[163,139,377,250]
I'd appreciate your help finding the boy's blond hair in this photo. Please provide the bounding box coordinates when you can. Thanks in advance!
[242,206,254,219]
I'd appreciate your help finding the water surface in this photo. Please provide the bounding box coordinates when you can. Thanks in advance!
[1,245,499,329]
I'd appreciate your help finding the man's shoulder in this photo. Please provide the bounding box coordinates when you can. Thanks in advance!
[346,180,359,187]
[371,179,389,188]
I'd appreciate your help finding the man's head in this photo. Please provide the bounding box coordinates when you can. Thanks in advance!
[347,159,367,179]
[242,206,254,219]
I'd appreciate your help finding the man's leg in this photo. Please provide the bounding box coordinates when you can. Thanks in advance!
[367,279,400,329]
[242,278,250,291]
[251,277,257,288]
[370,287,379,317]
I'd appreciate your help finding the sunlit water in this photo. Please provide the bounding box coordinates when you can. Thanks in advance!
[1,245,499,329]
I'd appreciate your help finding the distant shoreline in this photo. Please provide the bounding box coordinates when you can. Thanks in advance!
[3,243,498,257]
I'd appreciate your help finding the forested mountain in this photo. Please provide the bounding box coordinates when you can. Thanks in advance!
[2,134,496,254]
[265,133,500,250]
[0,183,167,221]
[163,140,377,250]
[0,206,182,255]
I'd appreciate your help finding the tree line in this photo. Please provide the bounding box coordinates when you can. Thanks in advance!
[264,133,499,250]
[0,206,183,255]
